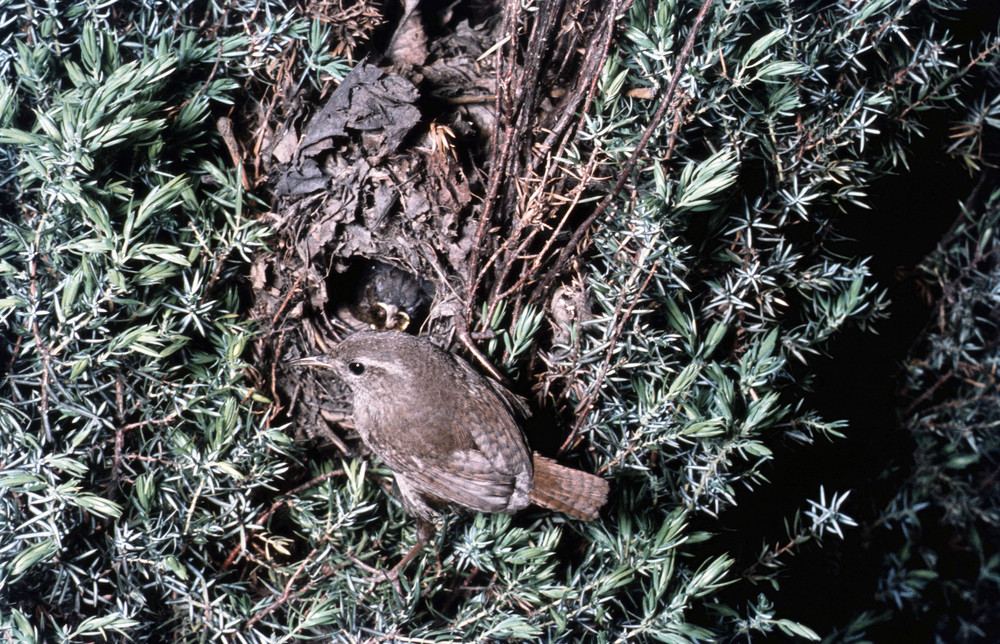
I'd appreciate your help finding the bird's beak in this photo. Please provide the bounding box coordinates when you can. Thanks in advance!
[289,355,338,370]
[375,303,410,332]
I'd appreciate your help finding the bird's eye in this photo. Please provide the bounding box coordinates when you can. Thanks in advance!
[348,362,365,375]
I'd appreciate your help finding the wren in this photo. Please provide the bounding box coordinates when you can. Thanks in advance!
[294,330,608,580]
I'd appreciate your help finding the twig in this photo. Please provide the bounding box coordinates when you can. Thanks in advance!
[463,0,576,333]
[903,369,955,419]
[119,410,182,433]
[28,243,53,443]
[561,259,660,453]
[898,37,1000,121]
[533,0,717,304]
[111,376,126,497]
[217,115,250,191]
[271,272,305,328]
[494,156,600,302]
[220,470,344,571]
[243,549,336,631]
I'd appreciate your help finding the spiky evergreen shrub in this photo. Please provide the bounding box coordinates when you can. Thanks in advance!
[849,184,1000,642]
[0,6,287,641]
[517,1,996,638]
[0,0,997,641]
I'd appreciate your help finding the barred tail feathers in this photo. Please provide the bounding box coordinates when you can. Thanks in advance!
[529,454,608,521]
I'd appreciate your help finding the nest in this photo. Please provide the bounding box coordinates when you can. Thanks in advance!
[241,0,633,448]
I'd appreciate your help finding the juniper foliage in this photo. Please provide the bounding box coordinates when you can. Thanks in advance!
[0,0,997,641]
[849,183,1000,642]
[0,2,293,640]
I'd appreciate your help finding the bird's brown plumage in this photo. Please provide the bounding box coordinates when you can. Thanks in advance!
[299,331,607,524]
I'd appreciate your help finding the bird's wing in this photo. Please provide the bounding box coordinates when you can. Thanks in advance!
[450,354,533,481]
[395,449,519,514]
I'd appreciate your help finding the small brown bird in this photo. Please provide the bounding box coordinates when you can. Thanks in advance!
[294,330,608,578]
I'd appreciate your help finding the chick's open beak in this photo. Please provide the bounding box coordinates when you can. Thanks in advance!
[374,302,410,332]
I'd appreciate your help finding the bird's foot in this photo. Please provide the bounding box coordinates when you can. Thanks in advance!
[348,556,403,593]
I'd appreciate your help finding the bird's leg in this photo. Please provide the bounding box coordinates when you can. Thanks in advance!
[393,518,435,574]
[350,519,435,591]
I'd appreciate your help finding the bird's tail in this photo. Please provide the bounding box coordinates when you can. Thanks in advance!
[529,454,608,521]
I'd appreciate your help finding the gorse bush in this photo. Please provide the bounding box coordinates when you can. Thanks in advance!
[0,0,997,641]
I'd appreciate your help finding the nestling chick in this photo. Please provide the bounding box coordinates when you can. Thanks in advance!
[293,331,608,579]
[347,261,431,332]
